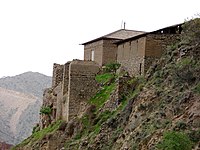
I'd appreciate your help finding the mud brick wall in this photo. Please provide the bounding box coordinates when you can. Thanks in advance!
[67,60,99,121]
[52,63,64,88]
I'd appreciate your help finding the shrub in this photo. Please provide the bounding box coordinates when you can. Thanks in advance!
[40,106,52,115]
[175,57,196,83]
[188,130,200,143]
[175,121,187,130]
[157,131,193,150]
[104,63,121,73]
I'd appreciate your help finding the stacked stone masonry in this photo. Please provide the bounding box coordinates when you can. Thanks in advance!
[52,63,64,88]
[40,60,99,128]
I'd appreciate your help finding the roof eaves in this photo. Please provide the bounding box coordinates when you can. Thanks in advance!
[81,29,145,45]
[80,37,121,45]
[115,32,149,45]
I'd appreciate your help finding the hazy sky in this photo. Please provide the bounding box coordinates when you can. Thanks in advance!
[0,0,199,78]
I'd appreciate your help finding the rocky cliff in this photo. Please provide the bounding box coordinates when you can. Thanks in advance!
[14,18,200,150]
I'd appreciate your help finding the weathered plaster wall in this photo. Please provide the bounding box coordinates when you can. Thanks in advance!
[117,37,146,76]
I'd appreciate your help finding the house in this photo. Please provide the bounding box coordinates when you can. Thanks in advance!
[81,29,145,66]
[82,24,182,76]
[116,24,182,76]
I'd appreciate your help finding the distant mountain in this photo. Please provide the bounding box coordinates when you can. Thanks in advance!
[0,72,51,145]
[0,71,52,98]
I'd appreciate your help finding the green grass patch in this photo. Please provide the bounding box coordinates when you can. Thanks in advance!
[89,83,116,109]
[157,131,193,150]
[13,120,62,149]
[95,73,114,84]
[176,57,194,69]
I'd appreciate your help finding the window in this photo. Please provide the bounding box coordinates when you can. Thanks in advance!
[139,63,142,75]
[91,50,94,61]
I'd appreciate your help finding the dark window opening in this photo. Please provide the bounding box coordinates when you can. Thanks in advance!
[139,63,142,75]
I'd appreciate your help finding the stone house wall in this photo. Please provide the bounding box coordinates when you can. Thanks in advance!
[102,39,118,65]
[117,37,146,76]
[117,34,180,76]
[84,39,119,66]
[84,40,103,65]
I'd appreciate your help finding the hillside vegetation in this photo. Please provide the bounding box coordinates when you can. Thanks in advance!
[14,18,200,150]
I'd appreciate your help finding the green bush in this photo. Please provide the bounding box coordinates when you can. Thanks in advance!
[157,131,193,150]
[40,106,52,115]
[104,63,121,73]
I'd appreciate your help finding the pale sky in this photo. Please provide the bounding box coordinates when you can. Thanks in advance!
[0,0,199,78]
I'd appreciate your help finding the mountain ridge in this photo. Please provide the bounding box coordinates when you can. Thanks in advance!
[0,71,51,146]
[0,71,51,98]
